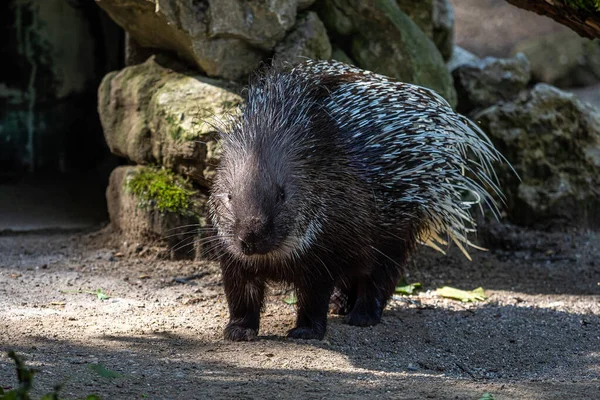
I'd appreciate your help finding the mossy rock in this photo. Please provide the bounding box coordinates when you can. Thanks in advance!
[317,0,457,107]
[396,0,455,61]
[107,165,209,259]
[98,56,243,187]
[125,166,201,216]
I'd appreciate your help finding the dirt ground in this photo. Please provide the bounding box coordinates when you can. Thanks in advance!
[1,223,599,400]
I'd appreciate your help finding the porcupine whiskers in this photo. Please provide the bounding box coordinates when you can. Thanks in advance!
[208,59,510,341]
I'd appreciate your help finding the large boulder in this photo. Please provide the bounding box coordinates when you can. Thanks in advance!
[317,0,457,107]
[330,45,355,64]
[453,54,531,114]
[273,12,332,65]
[477,84,600,228]
[106,165,208,258]
[396,0,454,61]
[513,31,600,88]
[209,0,296,50]
[96,0,307,80]
[98,56,242,186]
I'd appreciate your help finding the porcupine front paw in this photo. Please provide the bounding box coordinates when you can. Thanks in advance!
[287,326,326,340]
[224,323,258,341]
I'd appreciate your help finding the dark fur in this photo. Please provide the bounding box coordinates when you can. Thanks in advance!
[209,64,424,341]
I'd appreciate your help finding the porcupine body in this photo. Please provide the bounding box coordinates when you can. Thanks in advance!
[209,60,504,341]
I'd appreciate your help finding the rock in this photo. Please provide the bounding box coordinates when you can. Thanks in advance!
[106,166,208,259]
[96,0,296,80]
[125,33,155,66]
[432,0,454,61]
[317,0,456,107]
[513,31,600,88]
[274,12,332,66]
[298,0,317,10]
[396,0,454,60]
[476,84,600,228]
[395,0,454,61]
[568,83,600,110]
[98,56,242,186]
[446,45,479,73]
[208,0,297,50]
[330,45,355,65]
[453,54,531,114]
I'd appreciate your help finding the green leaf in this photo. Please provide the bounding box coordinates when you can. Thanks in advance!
[283,291,297,305]
[95,289,109,301]
[84,395,102,400]
[59,289,110,301]
[88,364,121,379]
[436,286,486,302]
[479,393,495,400]
[394,282,421,295]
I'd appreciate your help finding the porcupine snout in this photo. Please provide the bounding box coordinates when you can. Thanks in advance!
[236,215,274,256]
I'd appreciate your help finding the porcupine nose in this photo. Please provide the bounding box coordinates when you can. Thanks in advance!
[239,231,257,255]
[238,217,269,255]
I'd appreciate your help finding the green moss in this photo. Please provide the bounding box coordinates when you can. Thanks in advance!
[165,114,185,141]
[125,167,195,214]
[561,0,600,12]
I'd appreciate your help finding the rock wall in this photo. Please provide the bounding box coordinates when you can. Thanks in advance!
[95,0,456,105]
[95,0,463,256]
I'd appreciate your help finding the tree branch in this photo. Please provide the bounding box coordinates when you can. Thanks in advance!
[505,0,600,39]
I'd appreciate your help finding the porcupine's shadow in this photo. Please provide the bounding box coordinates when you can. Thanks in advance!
[310,224,600,382]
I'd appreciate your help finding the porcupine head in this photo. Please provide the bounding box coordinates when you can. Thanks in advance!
[209,69,374,275]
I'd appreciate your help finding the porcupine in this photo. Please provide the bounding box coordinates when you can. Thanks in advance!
[209,60,504,341]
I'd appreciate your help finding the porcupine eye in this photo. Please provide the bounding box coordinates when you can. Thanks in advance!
[278,186,285,202]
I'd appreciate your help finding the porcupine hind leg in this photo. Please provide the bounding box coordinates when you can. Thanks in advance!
[330,279,357,315]
[343,250,403,327]
[288,277,335,340]
[222,261,266,341]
